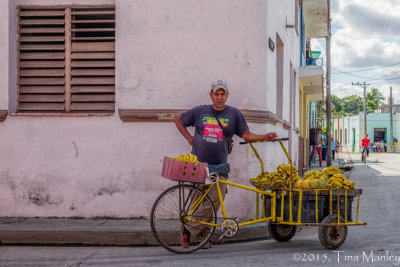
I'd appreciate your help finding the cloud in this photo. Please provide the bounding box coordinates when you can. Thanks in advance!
[332,30,400,68]
[315,0,400,102]
[331,0,400,69]
[341,4,400,39]
[331,82,362,98]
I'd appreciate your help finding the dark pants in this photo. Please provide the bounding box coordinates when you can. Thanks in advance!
[362,146,369,157]
[322,147,327,160]
[332,150,336,160]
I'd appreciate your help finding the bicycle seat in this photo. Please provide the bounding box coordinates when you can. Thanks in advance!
[208,163,230,174]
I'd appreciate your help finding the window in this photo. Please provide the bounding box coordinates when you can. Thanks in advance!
[17,6,115,113]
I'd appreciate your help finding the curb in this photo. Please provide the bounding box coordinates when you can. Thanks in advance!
[0,218,268,246]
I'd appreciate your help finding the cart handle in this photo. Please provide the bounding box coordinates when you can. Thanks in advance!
[239,137,289,145]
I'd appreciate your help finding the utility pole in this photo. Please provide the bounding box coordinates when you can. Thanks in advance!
[326,0,332,166]
[390,86,393,152]
[352,82,370,139]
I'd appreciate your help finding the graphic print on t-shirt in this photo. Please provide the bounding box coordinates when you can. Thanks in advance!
[203,116,229,143]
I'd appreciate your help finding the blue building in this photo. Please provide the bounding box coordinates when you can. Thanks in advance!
[340,113,397,152]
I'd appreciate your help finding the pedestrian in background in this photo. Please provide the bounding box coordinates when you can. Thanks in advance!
[310,128,323,167]
[321,132,327,160]
[331,137,338,161]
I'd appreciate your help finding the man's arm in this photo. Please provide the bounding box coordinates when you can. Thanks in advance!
[241,130,277,142]
[174,114,194,146]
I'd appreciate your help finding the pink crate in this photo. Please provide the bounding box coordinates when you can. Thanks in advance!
[161,157,208,183]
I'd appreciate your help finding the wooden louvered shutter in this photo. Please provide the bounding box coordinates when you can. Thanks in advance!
[18,7,66,112]
[70,7,115,112]
[17,6,115,113]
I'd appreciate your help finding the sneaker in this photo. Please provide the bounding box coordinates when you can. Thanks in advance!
[180,225,190,248]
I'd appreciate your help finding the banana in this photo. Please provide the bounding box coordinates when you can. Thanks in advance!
[174,153,200,165]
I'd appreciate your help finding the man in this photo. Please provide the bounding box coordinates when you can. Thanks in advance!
[309,128,323,167]
[331,137,339,161]
[361,134,371,158]
[174,80,277,248]
[321,131,327,160]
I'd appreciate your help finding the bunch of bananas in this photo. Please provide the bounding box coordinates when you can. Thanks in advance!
[295,168,355,190]
[249,164,300,189]
[249,172,271,188]
[329,174,355,189]
[174,153,199,164]
[322,166,343,177]
[304,170,324,180]
[296,169,329,188]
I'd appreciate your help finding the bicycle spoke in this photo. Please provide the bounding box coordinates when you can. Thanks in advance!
[150,184,217,254]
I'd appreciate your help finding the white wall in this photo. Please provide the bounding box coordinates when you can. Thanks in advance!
[0,0,300,218]
[343,115,360,152]
[266,0,300,123]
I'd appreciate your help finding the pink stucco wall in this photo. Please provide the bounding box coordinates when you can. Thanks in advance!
[0,0,299,218]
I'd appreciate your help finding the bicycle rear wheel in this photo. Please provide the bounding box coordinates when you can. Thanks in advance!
[150,184,217,254]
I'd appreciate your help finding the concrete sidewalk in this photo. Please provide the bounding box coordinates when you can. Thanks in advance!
[0,217,268,246]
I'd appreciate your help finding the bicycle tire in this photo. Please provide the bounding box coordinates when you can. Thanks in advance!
[150,184,217,254]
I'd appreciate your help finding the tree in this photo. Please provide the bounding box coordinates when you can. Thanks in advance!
[331,95,343,114]
[366,88,385,112]
[341,95,363,115]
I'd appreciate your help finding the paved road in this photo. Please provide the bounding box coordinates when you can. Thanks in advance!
[1,153,400,267]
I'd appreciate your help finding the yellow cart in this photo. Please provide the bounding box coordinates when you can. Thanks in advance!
[245,138,366,250]
[150,138,366,253]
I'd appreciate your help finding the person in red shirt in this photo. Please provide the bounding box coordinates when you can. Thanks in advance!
[361,134,371,157]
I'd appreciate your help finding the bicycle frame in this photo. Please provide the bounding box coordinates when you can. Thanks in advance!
[183,179,276,228]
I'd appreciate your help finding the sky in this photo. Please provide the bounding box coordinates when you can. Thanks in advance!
[311,0,400,105]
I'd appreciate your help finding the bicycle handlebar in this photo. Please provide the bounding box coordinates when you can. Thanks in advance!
[239,137,289,145]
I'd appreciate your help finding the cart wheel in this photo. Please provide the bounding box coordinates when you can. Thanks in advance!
[268,224,297,242]
[318,215,347,250]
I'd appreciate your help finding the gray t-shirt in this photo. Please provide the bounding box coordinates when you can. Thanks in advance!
[181,105,249,165]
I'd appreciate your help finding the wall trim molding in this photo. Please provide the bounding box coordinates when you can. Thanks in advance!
[118,108,290,129]
[0,110,8,122]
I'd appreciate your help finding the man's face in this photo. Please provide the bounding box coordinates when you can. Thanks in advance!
[210,88,228,110]
[365,135,368,138]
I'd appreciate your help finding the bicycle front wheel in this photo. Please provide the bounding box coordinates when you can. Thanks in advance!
[150,184,217,254]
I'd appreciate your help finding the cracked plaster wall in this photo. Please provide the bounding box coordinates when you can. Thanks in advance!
[0,0,299,218]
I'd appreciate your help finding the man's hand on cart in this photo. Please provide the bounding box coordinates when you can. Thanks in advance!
[263,132,277,140]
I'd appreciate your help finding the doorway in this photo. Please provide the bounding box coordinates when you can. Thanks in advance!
[374,128,387,142]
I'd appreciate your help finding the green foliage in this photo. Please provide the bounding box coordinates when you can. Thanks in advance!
[330,87,384,115]
[366,88,384,112]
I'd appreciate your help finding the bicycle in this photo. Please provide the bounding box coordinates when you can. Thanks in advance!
[150,138,366,254]
[361,147,368,164]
